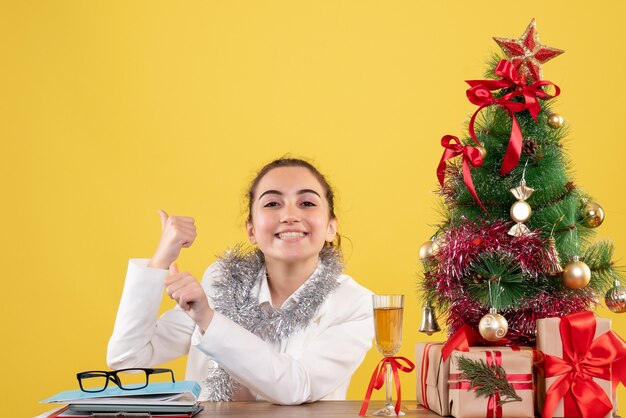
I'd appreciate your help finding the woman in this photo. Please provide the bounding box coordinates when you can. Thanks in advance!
[107,158,374,404]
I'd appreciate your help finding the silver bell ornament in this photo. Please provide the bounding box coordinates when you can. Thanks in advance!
[418,302,441,335]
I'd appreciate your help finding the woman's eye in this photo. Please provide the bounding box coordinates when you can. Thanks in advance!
[264,201,280,208]
[301,201,317,207]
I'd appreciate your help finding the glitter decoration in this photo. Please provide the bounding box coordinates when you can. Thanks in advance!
[421,219,599,345]
[445,291,593,346]
[493,18,564,83]
[204,244,343,401]
[204,364,237,402]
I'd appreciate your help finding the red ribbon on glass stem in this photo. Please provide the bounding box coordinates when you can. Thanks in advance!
[359,356,415,416]
[437,135,486,213]
[466,59,560,176]
[542,311,626,418]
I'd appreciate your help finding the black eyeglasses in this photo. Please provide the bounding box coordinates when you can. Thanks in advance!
[77,368,175,392]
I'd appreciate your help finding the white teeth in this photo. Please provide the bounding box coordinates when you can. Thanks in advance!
[278,232,306,239]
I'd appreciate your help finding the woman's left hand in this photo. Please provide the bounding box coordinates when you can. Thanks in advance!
[165,264,214,332]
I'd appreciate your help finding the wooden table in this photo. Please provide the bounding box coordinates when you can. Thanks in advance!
[195,401,441,417]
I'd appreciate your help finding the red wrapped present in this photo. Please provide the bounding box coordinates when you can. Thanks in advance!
[448,348,534,418]
[537,311,626,418]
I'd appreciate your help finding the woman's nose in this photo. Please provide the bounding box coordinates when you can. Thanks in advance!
[280,205,301,223]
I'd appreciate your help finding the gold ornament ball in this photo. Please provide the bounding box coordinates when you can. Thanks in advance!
[478,312,509,341]
[605,280,626,313]
[510,201,532,223]
[562,258,591,289]
[582,201,605,228]
[548,113,564,128]
[419,240,439,260]
[477,145,487,161]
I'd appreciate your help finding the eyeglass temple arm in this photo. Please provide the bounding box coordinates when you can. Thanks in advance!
[149,368,176,382]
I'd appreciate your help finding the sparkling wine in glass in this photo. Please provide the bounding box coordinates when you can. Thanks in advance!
[372,294,404,416]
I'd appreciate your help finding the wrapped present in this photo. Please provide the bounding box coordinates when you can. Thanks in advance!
[417,322,509,415]
[448,348,534,418]
[537,311,626,418]
[415,343,450,416]
[416,341,536,417]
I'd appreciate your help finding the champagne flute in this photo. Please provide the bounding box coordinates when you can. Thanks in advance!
[372,294,404,416]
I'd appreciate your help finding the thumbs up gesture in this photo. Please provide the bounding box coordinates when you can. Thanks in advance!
[148,210,197,269]
[165,263,213,331]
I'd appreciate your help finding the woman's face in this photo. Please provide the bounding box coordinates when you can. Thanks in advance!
[247,166,337,266]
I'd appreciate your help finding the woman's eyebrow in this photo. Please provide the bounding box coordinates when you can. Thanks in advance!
[259,190,281,199]
[258,189,321,199]
[298,189,321,197]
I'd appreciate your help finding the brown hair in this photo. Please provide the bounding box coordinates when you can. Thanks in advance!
[246,157,340,246]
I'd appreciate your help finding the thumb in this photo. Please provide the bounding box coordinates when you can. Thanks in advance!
[169,263,179,275]
[158,209,169,230]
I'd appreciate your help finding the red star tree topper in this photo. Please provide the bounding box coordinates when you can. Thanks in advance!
[493,18,564,82]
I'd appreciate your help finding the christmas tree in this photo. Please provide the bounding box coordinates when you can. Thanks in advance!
[419,19,626,345]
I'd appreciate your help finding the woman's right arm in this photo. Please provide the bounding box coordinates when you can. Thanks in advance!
[106,260,197,369]
[107,210,199,369]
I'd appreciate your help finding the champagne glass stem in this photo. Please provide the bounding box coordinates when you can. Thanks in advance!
[385,360,393,409]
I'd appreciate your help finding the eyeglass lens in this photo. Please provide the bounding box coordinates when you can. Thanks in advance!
[79,372,110,392]
[115,369,150,389]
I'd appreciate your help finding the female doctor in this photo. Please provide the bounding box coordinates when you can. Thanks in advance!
[107,158,374,404]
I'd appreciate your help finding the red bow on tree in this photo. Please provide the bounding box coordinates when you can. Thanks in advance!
[437,135,486,212]
[466,59,560,176]
[542,311,626,418]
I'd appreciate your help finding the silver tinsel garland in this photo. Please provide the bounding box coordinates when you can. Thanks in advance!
[204,245,343,401]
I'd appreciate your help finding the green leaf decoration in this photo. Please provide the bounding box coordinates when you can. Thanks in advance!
[456,355,523,405]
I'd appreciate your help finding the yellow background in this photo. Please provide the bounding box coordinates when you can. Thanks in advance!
[2,1,625,416]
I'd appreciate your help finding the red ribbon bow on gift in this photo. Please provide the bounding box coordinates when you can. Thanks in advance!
[437,135,486,212]
[542,311,626,418]
[466,59,560,176]
[359,356,415,416]
[441,324,510,361]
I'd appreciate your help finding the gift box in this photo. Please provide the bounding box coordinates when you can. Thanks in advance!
[536,312,623,418]
[415,343,450,416]
[416,342,535,417]
[448,348,534,418]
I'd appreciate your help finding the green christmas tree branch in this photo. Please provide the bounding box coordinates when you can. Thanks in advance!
[583,241,623,293]
[456,356,523,406]
[466,252,532,310]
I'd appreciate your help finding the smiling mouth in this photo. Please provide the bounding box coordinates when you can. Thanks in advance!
[276,231,308,239]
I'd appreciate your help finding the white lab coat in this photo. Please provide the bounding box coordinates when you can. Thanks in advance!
[107,259,374,404]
